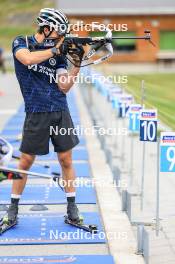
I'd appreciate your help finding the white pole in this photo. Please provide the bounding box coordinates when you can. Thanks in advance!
[156,138,160,236]
[140,80,146,210]
[130,130,134,186]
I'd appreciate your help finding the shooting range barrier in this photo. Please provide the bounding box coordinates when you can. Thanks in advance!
[80,67,175,263]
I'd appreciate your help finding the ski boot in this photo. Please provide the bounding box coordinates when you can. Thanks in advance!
[65,202,97,233]
[67,202,80,222]
[0,204,18,235]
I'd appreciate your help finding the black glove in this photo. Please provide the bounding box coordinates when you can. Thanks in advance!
[60,42,85,67]
[70,44,85,67]
[59,42,69,56]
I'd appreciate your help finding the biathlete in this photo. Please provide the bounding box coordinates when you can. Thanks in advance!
[4,8,82,228]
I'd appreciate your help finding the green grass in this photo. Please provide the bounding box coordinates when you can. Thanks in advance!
[0,0,54,50]
[0,26,36,50]
[160,31,175,50]
[0,0,54,23]
[122,73,175,129]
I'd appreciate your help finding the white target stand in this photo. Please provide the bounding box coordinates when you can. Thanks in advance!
[136,224,150,263]
[122,108,158,262]
[139,109,158,210]
[155,132,175,236]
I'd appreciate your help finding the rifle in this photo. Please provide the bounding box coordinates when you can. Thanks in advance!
[62,29,155,67]
[0,137,62,189]
[29,26,155,67]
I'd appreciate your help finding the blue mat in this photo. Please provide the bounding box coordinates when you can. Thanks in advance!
[7,111,80,117]
[0,255,114,264]
[3,135,86,146]
[9,162,91,178]
[11,141,86,150]
[1,129,21,136]
[0,184,96,204]
[5,117,81,128]
[49,163,91,178]
[2,118,81,131]
[0,212,105,245]
[8,137,86,146]
[2,125,23,131]
[13,149,89,161]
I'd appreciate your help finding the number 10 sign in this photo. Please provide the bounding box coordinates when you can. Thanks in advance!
[160,132,175,172]
[140,109,157,142]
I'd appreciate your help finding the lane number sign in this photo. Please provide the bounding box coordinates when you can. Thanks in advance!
[160,132,175,172]
[129,104,142,132]
[140,109,157,142]
[118,94,133,118]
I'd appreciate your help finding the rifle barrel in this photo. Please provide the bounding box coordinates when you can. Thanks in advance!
[111,36,150,40]
[0,166,52,179]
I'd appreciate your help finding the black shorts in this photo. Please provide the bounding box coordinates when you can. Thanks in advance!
[20,111,79,155]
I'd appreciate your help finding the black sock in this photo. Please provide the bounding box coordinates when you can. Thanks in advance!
[67,196,75,204]
[11,198,20,206]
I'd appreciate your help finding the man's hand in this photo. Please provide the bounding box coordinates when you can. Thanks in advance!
[70,44,85,67]
[71,54,82,67]
[59,42,85,67]
[55,36,65,55]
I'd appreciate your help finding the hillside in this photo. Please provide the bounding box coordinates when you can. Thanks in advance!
[0,0,54,50]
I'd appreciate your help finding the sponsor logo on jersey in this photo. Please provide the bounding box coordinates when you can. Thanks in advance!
[49,58,56,66]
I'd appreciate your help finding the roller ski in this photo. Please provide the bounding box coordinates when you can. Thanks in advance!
[0,204,18,235]
[64,202,98,233]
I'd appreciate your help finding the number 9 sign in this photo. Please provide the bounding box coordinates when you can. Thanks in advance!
[140,109,157,142]
[160,132,175,172]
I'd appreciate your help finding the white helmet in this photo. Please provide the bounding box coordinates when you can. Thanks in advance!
[36,8,69,36]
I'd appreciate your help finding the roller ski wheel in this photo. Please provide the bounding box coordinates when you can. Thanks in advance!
[0,204,18,235]
[64,215,98,233]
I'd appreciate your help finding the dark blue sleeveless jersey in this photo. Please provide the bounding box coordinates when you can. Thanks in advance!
[12,35,69,113]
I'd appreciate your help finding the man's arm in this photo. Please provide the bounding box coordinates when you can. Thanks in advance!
[58,67,80,94]
[15,48,54,66]
[15,37,64,66]
[57,52,83,93]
